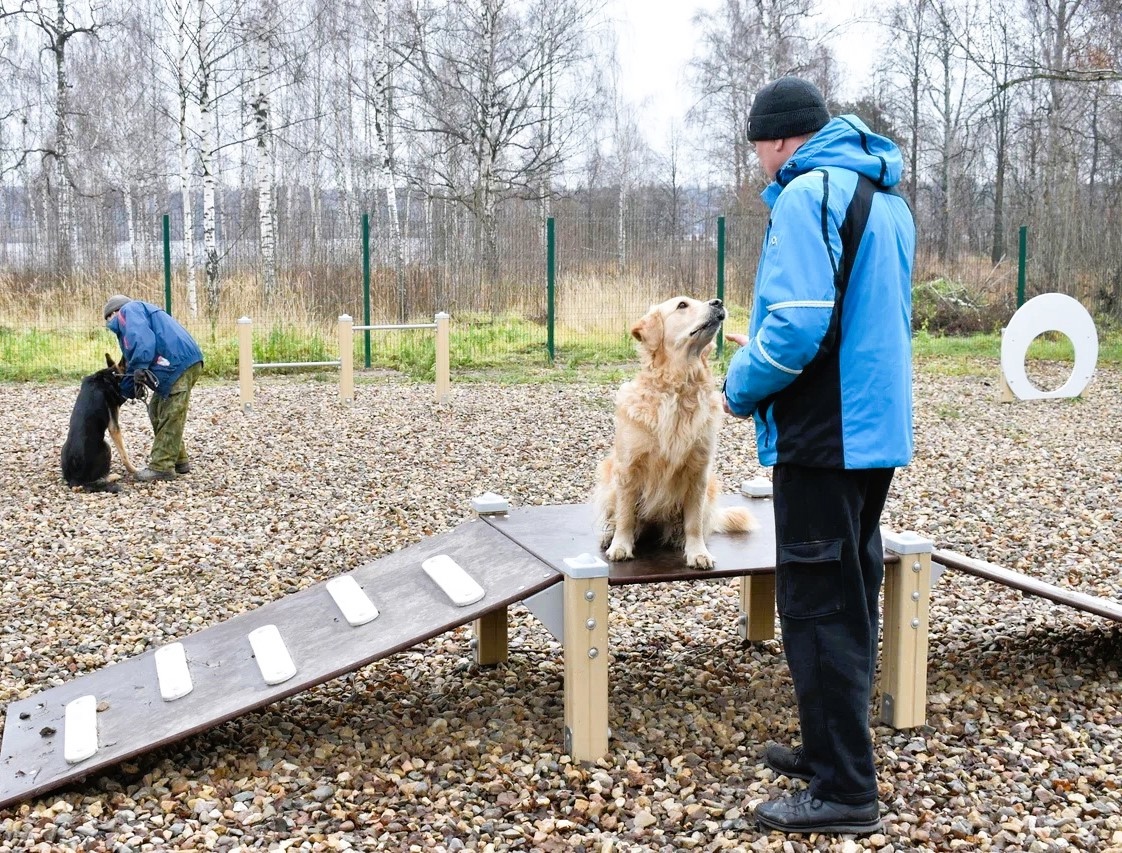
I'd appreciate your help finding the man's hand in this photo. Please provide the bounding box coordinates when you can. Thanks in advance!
[132,369,158,401]
[722,333,749,418]
[722,393,748,418]
[134,369,159,391]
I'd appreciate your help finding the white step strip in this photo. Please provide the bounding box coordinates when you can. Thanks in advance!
[326,575,379,626]
[154,642,193,701]
[248,625,296,685]
[421,554,486,606]
[63,695,98,764]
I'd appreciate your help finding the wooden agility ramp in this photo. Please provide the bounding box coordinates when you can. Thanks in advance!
[0,493,935,810]
[0,515,559,810]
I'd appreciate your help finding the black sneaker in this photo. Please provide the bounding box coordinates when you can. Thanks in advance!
[755,789,882,835]
[175,461,192,474]
[764,743,814,781]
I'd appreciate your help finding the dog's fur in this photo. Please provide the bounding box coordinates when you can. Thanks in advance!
[61,354,137,493]
[594,296,754,568]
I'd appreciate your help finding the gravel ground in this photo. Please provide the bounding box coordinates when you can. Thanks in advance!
[0,360,1120,852]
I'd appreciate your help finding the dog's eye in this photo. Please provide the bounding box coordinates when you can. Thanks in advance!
[677,301,688,310]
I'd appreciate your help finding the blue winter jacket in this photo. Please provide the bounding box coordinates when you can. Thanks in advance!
[724,115,915,469]
[107,300,204,399]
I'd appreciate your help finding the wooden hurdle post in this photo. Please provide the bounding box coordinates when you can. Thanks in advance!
[338,314,354,403]
[237,317,253,412]
[435,312,451,404]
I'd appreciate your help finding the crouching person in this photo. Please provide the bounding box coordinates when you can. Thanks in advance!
[103,294,204,482]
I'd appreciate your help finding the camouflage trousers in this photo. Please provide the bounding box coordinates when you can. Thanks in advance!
[147,362,202,473]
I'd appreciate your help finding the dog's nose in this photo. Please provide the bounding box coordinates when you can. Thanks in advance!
[709,299,723,308]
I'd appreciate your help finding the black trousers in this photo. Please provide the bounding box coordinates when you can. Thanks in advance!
[772,463,895,804]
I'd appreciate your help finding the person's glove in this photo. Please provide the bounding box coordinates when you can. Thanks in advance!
[132,369,159,401]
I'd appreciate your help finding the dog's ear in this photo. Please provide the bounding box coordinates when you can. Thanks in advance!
[104,353,115,369]
[631,309,664,349]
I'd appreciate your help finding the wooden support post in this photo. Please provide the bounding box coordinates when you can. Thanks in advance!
[469,493,511,666]
[338,314,354,403]
[435,312,450,403]
[998,368,1015,403]
[880,530,934,729]
[563,573,609,761]
[237,317,253,412]
[473,608,509,666]
[738,573,776,641]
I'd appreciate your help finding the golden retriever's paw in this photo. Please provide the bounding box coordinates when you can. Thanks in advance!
[605,538,635,562]
[686,548,716,569]
[598,527,615,550]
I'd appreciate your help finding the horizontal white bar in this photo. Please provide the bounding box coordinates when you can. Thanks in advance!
[253,361,341,370]
[353,324,437,331]
[154,642,193,701]
[248,625,297,685]
[64,695,98,764]
[326,575,379,626]
[422,554,485,606]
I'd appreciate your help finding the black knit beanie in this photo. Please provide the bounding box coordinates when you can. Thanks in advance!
[746,76,830,142]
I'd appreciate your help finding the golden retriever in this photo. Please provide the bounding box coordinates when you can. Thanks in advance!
[594,296,754,568]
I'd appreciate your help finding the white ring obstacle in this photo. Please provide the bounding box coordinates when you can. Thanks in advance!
[1000,293,1098,400]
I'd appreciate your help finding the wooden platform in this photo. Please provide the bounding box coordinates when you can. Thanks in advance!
[482,494,779,585]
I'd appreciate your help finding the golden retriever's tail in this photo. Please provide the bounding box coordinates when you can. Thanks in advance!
[712,506,755,533]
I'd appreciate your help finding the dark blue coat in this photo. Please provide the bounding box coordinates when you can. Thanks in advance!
[107,301,203,398]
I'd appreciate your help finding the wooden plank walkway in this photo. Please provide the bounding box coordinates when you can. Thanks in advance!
[932,548,1122,622]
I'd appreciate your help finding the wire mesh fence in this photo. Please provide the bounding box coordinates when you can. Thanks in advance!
[0,193,770,380]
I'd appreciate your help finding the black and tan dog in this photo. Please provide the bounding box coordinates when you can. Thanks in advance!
[61,354,137,493]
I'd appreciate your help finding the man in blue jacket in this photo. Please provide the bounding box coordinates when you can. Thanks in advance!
[722,77,916,835]
[103,295,204,482]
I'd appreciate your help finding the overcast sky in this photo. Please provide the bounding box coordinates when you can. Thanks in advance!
[610,0,878,152]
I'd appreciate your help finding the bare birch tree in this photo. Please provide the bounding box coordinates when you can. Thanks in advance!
[244,0,279,300]
[11,0,107,281]
[401,0,601,286]
[347,0,407,318]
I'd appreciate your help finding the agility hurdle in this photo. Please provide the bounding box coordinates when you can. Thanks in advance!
[237,312,451,411]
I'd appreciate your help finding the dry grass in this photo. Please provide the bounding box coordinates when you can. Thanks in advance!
[554,272,708,334]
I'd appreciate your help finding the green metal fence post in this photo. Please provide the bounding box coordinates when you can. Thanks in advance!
[547,217,556,363]
[162,214,172,314]
[1017,225,1028,307]
[362,213,372,368]
[716,215,726,360]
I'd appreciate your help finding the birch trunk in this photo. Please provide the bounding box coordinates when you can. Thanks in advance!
[369,0,406,319]
[198,0,220,318]
[252,36,277,301]
[53,0,73,280]
[171,0,198,314]
[617,182,626,273]
[125,185,139,275]
[201,98,219,317]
